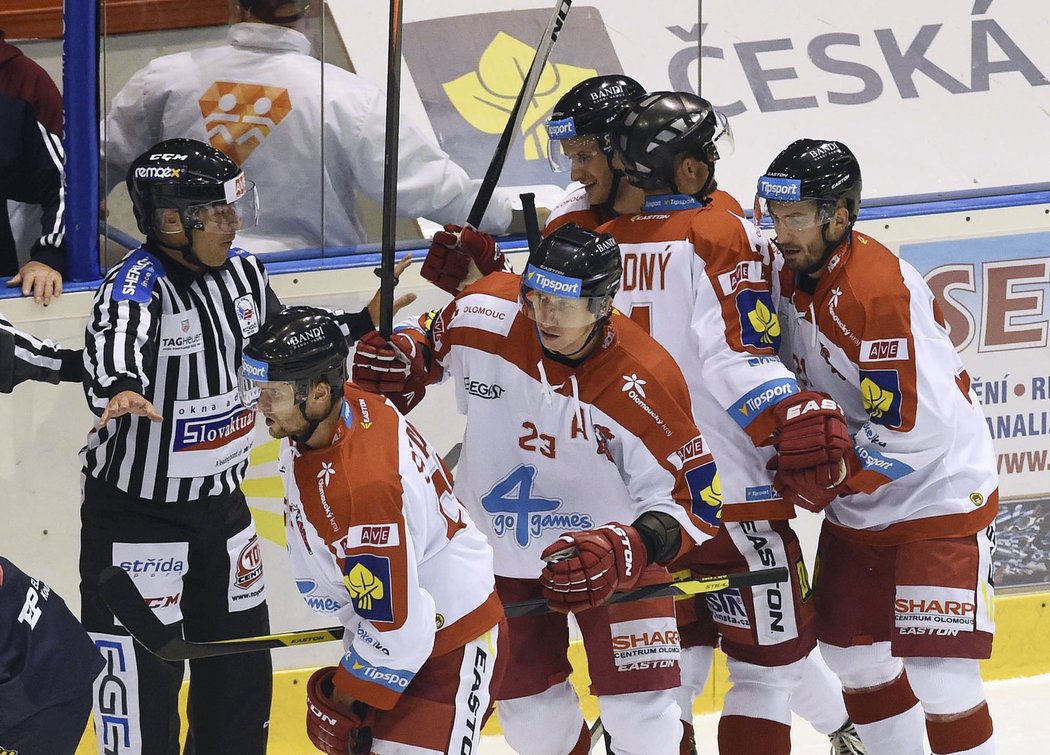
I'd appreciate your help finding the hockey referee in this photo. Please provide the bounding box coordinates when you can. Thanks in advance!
[78,138,411,754]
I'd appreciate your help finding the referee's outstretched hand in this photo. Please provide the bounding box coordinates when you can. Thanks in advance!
[99,390,163,426]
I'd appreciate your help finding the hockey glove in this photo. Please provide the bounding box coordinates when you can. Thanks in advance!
[769,390,851,473]
[766,453,851,513]
[352,330,428,393]
[539,523,649,613]
[305,666,374,755]
[420,224,507,294]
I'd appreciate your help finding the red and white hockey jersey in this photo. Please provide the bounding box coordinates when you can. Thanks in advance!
[279,383,502,709]
[771,231,998,543]
[599,195,801,522]
[399,272,719,579]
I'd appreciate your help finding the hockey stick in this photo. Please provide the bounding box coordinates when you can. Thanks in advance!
[378,0,404,338]
[465,0,573,230]
[98,565,787,661]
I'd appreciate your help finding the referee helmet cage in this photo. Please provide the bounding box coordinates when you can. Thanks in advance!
[127,138,259,238]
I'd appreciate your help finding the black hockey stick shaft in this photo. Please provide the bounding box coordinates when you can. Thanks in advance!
[99,564,787,661]
[520,192,541,253]
[503,566,788,618]
[378,0,404,338]
[96,565,345,661]
[465,0,573,230]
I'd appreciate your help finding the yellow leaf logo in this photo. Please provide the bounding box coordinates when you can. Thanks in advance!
[700,472,723,520]
[344,563,385,611]
[861,376,895,418]
[443,32,595,161]
[747,299,781,345]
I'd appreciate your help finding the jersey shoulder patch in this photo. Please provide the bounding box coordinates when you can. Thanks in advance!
[112,248,165,303]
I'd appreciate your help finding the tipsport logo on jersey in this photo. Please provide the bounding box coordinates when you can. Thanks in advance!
[401,7,621,185]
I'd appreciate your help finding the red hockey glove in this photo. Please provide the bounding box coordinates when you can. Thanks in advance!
[769,390,852,473]
[420,224,506,294]
[767,453,850,513]
[352,330,428,394]
[539,523,649,613]
[305,666,374,755]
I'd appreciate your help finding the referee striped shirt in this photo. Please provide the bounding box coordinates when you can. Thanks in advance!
[82,245,276,502]
[82,245,373,503]
[0,312,81,393]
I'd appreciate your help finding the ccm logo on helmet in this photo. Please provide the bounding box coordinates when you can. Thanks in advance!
[149,153,189,161]
[758,176,801,200]
[785,398,841,421]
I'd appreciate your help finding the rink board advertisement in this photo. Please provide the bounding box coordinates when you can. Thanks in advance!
[332,0,1050,204]
[900,230,1050,591]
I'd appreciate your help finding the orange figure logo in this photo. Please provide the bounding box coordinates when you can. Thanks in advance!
[199,81,293,164]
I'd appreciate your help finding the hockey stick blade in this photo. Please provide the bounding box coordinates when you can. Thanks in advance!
[97,565,344,661]
[504,566,789,618]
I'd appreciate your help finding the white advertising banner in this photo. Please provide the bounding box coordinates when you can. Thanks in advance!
[331,0,1050,205]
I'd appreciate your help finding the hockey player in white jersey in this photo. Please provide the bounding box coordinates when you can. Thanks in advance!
[603,92,862,755]
[760,139,998,755]
[354,224,721,755]
[241,306,503,755]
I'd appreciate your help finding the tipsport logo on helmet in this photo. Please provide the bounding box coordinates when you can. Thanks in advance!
[758,176,802,201]
[546,117,577,140]
[241,355,269,381]
[525,264,583,298]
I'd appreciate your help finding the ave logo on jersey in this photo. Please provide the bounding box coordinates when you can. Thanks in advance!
[860,369,904,428]
[344,555,394,623]
[735,290,782,350]
[198,81,292,164]
[861,338,910,363]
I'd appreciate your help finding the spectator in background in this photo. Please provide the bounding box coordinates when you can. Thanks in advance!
[101,0,529,253]
[0,30,66,305]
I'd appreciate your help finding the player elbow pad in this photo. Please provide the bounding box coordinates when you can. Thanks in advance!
[631,511,682,565]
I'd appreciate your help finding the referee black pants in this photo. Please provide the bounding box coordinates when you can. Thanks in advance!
[79,475,272,755]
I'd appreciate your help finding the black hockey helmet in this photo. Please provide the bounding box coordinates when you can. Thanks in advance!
[240,306,348,414]
[545,74,645,172]
[520,224,622,329]
[238,0,311,24]
[756,139,863,225]
[127,137,258,239]
[610,91,733,194]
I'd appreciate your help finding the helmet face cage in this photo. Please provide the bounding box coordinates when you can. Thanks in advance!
[129,138,258,237]
[612,92,720,191]
[545,75,645,173]
[239,306,349,412]
[518,224,622,328]
[148,180,260,238]
[754,139,862,230]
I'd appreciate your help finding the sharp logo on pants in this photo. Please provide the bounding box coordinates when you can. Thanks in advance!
[610,617,681,670]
